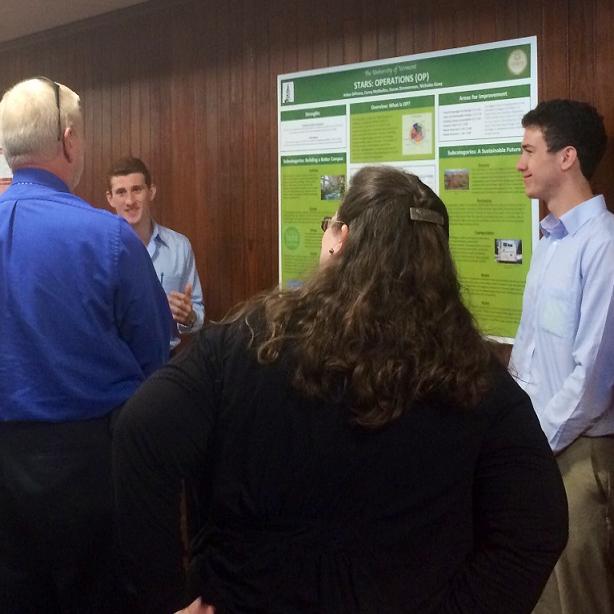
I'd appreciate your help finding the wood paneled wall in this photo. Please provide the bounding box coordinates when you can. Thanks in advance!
[1,0,613,320]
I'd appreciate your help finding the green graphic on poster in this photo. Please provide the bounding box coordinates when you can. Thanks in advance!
[440,144,531,338]
[281,154,347,288]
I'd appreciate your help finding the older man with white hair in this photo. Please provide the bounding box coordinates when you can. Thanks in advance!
[0,77,172,613]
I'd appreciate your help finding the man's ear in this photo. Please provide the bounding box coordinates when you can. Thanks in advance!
[62,126,76,162]
[149,183,157,201]
[560,145,578,172]
[106,191,116,209]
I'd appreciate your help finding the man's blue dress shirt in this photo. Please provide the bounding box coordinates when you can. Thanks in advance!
[0,168,173,422]
[510,195,614,452]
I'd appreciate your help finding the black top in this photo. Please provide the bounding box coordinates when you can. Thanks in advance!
[113,321,567,614]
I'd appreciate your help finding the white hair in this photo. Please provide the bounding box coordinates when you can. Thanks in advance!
[0,77,82,168]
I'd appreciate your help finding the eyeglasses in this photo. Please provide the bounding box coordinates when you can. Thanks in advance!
[321,216,345,232]
[36,76,62,141]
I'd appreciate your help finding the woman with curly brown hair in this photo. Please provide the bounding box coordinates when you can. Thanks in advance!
[113,166,567,614]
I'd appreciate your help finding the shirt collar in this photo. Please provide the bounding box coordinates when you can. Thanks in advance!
[11,168,71,194]
[151,221,169,246]
[146,220,168,257]
[150,220,161,241]
[540,194,606,239]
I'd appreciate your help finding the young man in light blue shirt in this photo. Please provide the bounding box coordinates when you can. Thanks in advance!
[107,157,205,347]
[511,99,614,613]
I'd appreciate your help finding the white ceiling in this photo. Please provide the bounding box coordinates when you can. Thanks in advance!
[0,0,147,44]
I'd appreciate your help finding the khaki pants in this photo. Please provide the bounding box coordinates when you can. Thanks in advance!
[533,436,614,614]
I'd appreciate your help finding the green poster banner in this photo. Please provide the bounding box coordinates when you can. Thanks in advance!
[278,37,538,339]
[280,44,531,105]
[281,106,346,121]
[440,144,522,158]
[439,85,530,106]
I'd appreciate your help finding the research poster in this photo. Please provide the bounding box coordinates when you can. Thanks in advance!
[278,37,538,340]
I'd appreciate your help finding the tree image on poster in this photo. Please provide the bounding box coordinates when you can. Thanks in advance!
[278,37,538,341]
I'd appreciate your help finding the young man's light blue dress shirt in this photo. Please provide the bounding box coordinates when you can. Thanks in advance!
[147,221,205,345]
[510,195,614,453]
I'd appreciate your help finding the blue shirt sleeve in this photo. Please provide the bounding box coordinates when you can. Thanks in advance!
[115,222,173,376]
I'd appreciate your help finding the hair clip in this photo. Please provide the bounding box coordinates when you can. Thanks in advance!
[409,207,444,226]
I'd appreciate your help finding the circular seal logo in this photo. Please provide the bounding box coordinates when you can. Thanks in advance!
[507,49,528,76]
[283,226,300,250]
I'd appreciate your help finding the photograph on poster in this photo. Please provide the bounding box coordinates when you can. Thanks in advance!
[495,238,523,264]
[444,169,470,190]
[320,175,346,200]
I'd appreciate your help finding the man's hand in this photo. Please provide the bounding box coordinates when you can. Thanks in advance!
[168,282,196,327]
[174,597,215,614]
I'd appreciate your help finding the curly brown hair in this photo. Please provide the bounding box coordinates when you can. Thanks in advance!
[231,166,494,428]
